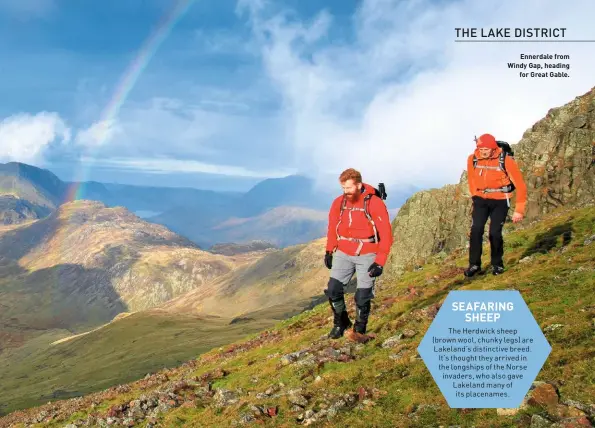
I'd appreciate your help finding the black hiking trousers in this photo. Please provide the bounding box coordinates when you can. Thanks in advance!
[469,196,509,268]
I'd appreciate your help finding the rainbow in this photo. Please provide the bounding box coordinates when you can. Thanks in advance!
[64,0,195,204]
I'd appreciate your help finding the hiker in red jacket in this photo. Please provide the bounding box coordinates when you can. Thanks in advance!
[465,134,527,277]
[324,168,393,340]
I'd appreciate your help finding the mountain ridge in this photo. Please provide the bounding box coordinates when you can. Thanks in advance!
[0,200,237,336]
[0,164,338,249]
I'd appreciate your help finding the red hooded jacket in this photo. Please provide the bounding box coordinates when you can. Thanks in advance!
[467,147,528,215]
[325,183,394,266]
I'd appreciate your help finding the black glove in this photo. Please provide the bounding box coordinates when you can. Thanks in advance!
[324,251,333,269]
[368,262,383,277]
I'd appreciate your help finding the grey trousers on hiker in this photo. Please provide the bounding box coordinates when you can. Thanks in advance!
[325,249,376,318]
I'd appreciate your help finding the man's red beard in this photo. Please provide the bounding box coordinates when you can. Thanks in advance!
[345,193,360,202]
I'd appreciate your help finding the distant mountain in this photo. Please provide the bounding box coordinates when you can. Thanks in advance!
[161,237,331,318]
[74,181,241,216]
[145,200,239,247]
[127,175,413,248]
[0,161,243,222]
[213,206,328,246]
[0,162,406,248]
[0,200,233,336]
[236,175,331,216]
[0,162,66,206]
[150,175,334,248]
[153,205,328,248]
[209,240,278,256]
[0,163,334,248]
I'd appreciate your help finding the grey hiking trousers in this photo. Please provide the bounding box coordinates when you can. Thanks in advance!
[325,249,376,314]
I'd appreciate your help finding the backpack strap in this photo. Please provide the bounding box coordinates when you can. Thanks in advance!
[363,194,379,244]
[473,151,508,174]
[334,193,380,255]
[499,150,507,174]
[335,195,347,243]
[500,151,516,192]
[339,195,347,215]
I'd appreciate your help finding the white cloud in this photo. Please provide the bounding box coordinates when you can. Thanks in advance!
[75,96,290,172]
[119,98,222,154]
[0,112,71,164]
[79,156,296,178]
[75,119,121,147]
[240,0,595,190]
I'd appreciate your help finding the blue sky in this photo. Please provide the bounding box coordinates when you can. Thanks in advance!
[0,0,593,191]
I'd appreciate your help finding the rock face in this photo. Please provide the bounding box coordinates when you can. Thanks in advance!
[386,184,473,275]
[0,195,50,224]
[386,87,595,275]
[516,89,595,217]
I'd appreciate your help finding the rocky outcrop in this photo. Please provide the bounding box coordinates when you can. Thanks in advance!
[0,195,50,224]
[386,87,595,275]
[386,184,472,275]
[516,89,595,217]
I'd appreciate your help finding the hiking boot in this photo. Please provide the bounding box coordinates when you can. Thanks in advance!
[353,320,367,335]
[328,325,344,339]
[464,265,481,278]
[492,265,505,275]
[328,310,352,339]
[345,329,373,344]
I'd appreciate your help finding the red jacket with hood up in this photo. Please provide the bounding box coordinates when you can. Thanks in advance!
[325,183,394,266]
[467,147,528,215]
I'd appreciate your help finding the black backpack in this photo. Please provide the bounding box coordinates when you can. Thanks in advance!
[375,183,387,200]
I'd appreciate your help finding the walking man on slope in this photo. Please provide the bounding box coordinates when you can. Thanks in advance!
[465,133,527,277]
[324,168,393,340]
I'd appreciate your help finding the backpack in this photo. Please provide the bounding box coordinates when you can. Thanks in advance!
[336,183,387,250]
[472,139,516,192]
[375,183,387,200]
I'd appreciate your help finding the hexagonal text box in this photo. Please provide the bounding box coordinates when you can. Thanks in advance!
[417,290,551,408]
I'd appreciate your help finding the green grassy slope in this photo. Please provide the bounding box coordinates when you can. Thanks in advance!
[0,309,293,417]
[1,205,593,427]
